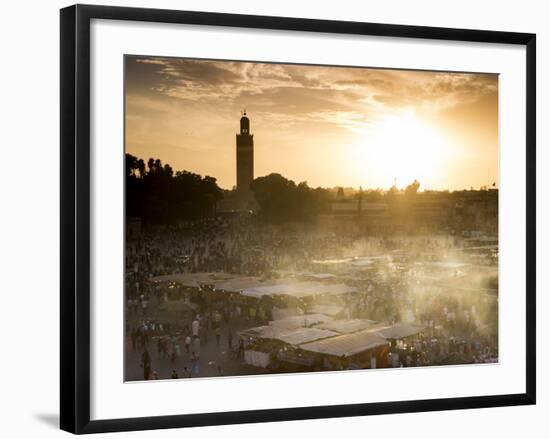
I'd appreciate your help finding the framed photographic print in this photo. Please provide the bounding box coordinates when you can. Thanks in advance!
[60,4,536,434]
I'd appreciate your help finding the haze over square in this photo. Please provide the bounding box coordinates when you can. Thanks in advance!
[125,56,498,191]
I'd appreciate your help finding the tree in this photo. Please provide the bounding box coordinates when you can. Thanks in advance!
[125,153,138,177]
[137,159,145,177]
[250,173,330,223]
[125,153,223,224]
[250,173,297,222]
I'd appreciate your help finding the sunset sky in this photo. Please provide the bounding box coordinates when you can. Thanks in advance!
[125,56,498,191]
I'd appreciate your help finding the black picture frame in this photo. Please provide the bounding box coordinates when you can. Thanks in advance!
[60,4,536,434]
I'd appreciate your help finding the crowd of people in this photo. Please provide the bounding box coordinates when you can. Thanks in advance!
[127,310,252,380]
[125,214,498,380]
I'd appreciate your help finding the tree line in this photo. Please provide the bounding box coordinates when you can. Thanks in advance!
[126,154,223,224]
[250,173,332,223]
[126,154,336,225]
[126,153,494,226]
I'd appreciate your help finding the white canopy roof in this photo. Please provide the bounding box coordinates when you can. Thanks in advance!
[315,319,381,334]
[275,327,339,346]
[269,314,332,329]
[240,320,424,355]
[240,325,337,346]
[150,272,235,287]
[214,277,265,292]
[240,325,285,340]
[308,273,338,280]
[300,329,388,357]
[241,281,357,298]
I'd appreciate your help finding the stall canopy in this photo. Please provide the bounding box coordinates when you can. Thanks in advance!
[214,276,265,293]
[312,255,390,267]
[241,281,357,298]
[150,272,236,287]
[376,322,425,339]
[269,314,332,329]
[300,329,388,357]
[240,325,338,346]
[273,270,337,280]
[150,273,359,300]
[240,325,287,340]
[309,273,337,280]
[315,319,381,334]
[273,327,339,346]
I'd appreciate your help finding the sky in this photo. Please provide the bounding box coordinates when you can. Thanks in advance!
[125,56,498,191]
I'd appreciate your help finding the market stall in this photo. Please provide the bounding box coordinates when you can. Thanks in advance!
[314,318,381,334]
[239,324,339,371]
[299,329,390,369]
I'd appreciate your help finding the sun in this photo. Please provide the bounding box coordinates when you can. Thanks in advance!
[345,110,455,189]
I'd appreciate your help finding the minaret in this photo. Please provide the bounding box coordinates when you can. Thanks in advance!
[236,110,254,195]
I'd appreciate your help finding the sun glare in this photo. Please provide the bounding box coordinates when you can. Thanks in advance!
[346,110,454,189]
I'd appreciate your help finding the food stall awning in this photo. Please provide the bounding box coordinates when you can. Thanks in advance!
[240,325,286,340]
[214,276,265,293]
[241,281,357,298]
[239,325,337,346]
[272,270,337,280]
[308,273,337,280]
[315,319,381,334]
[275,328,339,346]
[149,272,236,287]
[300,329,388,357]
[269,314,332,329]
[312,255,390,266]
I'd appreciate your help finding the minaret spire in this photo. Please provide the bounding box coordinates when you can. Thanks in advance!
[236,111,254,195]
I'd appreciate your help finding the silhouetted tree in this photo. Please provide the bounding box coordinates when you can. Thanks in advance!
[250,173,330,223]
[125,153,223,225]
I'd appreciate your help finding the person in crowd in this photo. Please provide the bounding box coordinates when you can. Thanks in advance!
[141,348,151,381]
[227,327,233,350]
[215,326,221,347]
[157,336,163,360]
[190,352,200,377]
[185,335,191,354]
[192,318,200,339]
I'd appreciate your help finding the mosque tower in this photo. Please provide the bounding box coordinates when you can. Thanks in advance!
[236,110,254,195]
